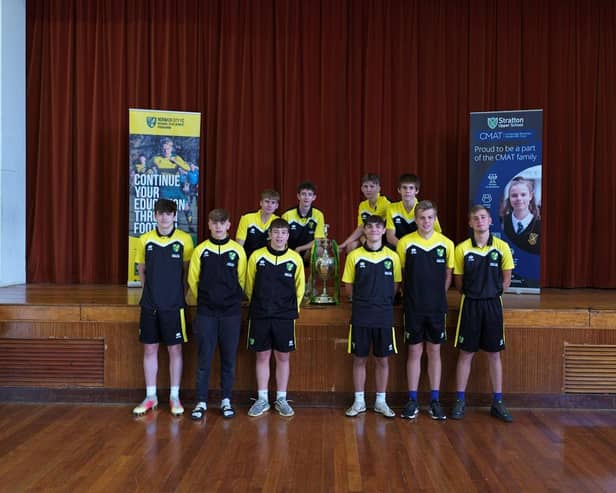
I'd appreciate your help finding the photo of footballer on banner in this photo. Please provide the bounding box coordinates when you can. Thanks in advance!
[127,109,202,286]
[469,110,543,293]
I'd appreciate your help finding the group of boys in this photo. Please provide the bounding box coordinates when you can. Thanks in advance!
[132,183,320,420]
[133,173,514,424]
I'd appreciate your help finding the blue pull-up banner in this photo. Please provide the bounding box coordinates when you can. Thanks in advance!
[469,110,543,293]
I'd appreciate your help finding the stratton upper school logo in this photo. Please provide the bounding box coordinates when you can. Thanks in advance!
[146,116,157,128]
[487,117,498,129]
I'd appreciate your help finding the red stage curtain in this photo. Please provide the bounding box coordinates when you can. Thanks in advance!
[26,0,616,287]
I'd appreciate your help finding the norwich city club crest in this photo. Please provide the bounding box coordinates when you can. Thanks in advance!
[487,117,498,129]
[286,262,294,271]
[436,247,445,258]
[173,244,180,253]
[490,251,499,261]
[384,260,392,270]
[229,252,236,260]
[146,116,157,128]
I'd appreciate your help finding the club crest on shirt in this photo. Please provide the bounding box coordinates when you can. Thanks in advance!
[436,247,445,258]
[286,262,294,272]
[490,251,499,261]
[384,260,392,270]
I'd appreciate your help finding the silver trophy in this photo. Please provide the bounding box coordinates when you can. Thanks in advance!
[309,225,339,304]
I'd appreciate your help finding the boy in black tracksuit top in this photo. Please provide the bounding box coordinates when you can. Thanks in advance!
[188,209,247,419]
[245,218,305,417]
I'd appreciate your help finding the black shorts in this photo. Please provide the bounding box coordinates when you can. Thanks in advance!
[454,296,505,353]
[139,307,187,346]
[248,318,296,353]
[348,325,397,358]
[404,312,447,345]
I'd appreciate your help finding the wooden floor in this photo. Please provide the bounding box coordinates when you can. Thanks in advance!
[1,403,614,493]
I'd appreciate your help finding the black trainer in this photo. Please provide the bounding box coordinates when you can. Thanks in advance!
[429,400,446,420]
[450,399,465,420]
[400,399,419,419]
[490,400,513,423]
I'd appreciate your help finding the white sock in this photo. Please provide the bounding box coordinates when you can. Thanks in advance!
[221,398,230,408]
[170,386,180,399]
[276,391,287,401]
[258,389,268,401]
[354,391,365,404]
[146,386,157,398]
[375,392,386,404]
[195,401,207,410]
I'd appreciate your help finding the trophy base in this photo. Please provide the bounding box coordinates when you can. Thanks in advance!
[310,294,337,305]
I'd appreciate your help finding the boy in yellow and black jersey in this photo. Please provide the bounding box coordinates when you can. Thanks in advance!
[245,218,305,418]
[451,205,514,423]
[342,215,401,419]
[281,181,326,262]
[396,200,454,421]
[339,173,390,252]
[236,189,280,258]
[133,198,194,418]
[187,208,246,420]
[386,174,442,247]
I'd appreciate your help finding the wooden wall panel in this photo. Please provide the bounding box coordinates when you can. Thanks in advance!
[590,310,616,329]
[2,301,616,399]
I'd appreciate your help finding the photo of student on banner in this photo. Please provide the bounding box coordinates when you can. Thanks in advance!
[500,172,541,255]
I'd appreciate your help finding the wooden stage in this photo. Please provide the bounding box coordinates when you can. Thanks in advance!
[1,285,616,409]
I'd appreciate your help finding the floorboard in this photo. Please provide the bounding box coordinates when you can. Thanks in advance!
[0,403,614,492]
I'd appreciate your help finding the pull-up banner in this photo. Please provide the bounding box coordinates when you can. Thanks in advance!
[127,109,201,286]
[469,109,543,293]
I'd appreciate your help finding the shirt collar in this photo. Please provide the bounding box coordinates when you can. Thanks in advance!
[267,245,288,256]
[209,237,229,246]
[155,227,175,238]
[471,234,493,248]
[296,206,313,219]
